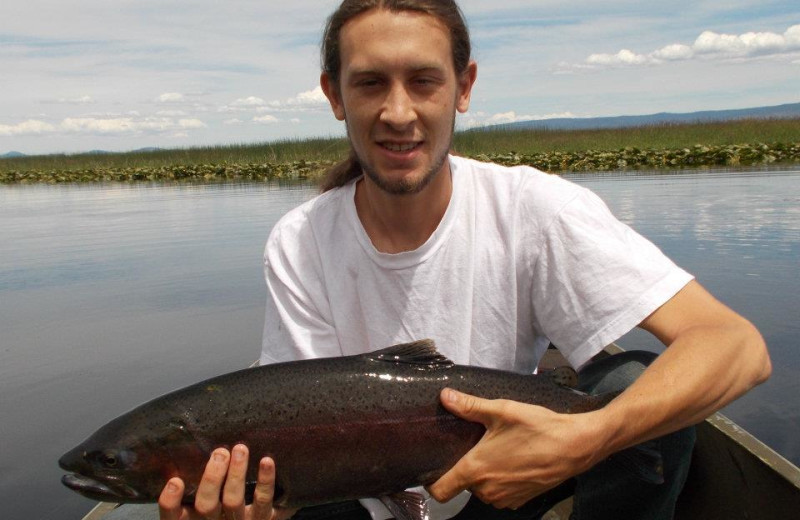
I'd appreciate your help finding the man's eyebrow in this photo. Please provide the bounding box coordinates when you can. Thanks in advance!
[410,65,447,74]
[347,63,447,76]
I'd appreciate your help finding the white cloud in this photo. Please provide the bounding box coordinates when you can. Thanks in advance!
[253,114,279,124]
[156,110,187,116]
[56,95,96,105]
[61,118,123,133]
[458,110,577,129]
[178,118,206,129]
[559,23,800,72]
[0,119,57,136]
[694,27,795,57]
[586,49,650,67]
[231,96,266,107]
[264,87,329,111]
[1,116,206,136]
[223,118,244,125]
[220,87,328,115]
[218,96,267,113]
[285,86,327,106]
[156,92,185,103]
[652,44,694,61]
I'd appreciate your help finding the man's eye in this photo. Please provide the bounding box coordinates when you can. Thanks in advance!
[357,79,381,88]
[414,77,439,87]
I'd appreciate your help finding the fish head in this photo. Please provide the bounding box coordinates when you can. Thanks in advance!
[59,413,203,503]
[59,442,155,503]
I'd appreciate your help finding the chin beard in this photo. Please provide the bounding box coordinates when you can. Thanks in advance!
[360,148,449,196]
[346,114,455,195]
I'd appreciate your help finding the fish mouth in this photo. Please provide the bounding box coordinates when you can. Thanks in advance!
[59,447,150,503]
[61,473,147,503]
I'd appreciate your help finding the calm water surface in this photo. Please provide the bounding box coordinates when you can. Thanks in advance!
[1,170,798,519]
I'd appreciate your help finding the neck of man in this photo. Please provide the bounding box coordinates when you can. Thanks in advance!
[355,163,452,254]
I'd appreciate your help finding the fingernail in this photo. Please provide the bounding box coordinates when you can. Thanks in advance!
[167,480,179,493]
[214,451,226,462]
[444,388,459,404]
[233,447,245,461]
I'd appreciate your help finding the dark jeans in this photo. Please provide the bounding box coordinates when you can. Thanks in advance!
[568,351,695,520]
[294,351,696,520]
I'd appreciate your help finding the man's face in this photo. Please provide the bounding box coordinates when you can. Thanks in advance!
[321,9,476,195]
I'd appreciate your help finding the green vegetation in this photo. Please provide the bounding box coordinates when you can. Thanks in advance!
[1,118,799,184]
[453,118,800,154]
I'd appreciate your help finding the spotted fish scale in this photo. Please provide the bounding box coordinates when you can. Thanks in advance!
[59,339,614,510]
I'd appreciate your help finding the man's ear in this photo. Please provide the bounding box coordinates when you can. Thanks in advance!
[456,61,478,114]
[321,72,346,121]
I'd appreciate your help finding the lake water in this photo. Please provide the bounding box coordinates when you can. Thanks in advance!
[1,169,798,519]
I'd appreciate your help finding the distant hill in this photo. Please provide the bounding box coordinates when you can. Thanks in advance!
[83,148,163,155]
[0,147,163,159]
[493,102,800,131]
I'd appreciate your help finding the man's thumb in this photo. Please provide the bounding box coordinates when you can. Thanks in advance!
[440,388,494,424]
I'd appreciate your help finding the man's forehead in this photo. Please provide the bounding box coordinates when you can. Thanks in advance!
[338,8,453,72]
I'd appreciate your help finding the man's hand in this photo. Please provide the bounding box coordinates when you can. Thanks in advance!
[158,444,296,520]
[427,389,602,510]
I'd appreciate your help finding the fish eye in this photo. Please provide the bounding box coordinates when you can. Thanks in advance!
[99,450,118,468]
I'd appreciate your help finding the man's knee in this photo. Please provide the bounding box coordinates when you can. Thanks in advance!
[577,350,659,394]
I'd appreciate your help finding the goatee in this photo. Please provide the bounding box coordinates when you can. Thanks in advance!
[360,148,449,196]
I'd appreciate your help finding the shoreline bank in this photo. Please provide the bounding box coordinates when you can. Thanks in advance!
[1,142,798,185]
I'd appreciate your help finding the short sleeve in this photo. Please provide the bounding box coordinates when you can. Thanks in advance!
[530,188,693,367]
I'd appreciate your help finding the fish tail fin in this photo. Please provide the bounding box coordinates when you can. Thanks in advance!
[380,491,430,520]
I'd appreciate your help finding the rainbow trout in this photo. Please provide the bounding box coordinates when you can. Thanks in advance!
[59,340,617,517]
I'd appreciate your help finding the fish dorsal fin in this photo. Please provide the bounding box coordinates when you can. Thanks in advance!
[366,339,454,369]
[380,491,430,520]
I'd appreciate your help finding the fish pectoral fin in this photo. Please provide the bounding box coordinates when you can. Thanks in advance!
[366,340,454,369]
[379,491,430,520]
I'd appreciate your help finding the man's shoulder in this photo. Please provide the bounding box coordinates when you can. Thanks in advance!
[450,155,583,212]
[267,183,352,247]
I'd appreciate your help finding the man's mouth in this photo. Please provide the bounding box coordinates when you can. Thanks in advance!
[380,141,421,153]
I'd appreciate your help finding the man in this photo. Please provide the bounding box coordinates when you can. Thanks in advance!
[159,1,771,519]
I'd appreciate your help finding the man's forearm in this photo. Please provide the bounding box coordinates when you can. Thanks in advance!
[588,283,771,460]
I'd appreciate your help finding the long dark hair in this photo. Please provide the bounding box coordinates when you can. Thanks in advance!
[318,0,472,192]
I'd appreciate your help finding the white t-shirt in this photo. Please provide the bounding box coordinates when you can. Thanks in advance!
[262,155,691,369]
[260,155,693,519]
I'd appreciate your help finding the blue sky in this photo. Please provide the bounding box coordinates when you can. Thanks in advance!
[1,0,798,155]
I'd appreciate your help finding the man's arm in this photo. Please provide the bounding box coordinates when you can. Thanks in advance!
[427,280,771,509]
[590,279,770,452]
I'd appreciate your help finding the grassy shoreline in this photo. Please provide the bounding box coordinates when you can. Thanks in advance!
[2,118,799,184]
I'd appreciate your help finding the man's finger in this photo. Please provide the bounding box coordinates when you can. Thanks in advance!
[250,457,276,520]
[194,448,230,515]
[222,444,248,511]
[158,478,185,520]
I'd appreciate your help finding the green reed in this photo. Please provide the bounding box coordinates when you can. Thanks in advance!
[451,118,800,155]
[1,118,798,181]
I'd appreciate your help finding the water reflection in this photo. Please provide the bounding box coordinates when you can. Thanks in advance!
[1,171,798,519]
[0,180,319,520]
[567,170,800,471]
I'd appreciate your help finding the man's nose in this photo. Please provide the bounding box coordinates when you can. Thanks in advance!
[380,84,417,129]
